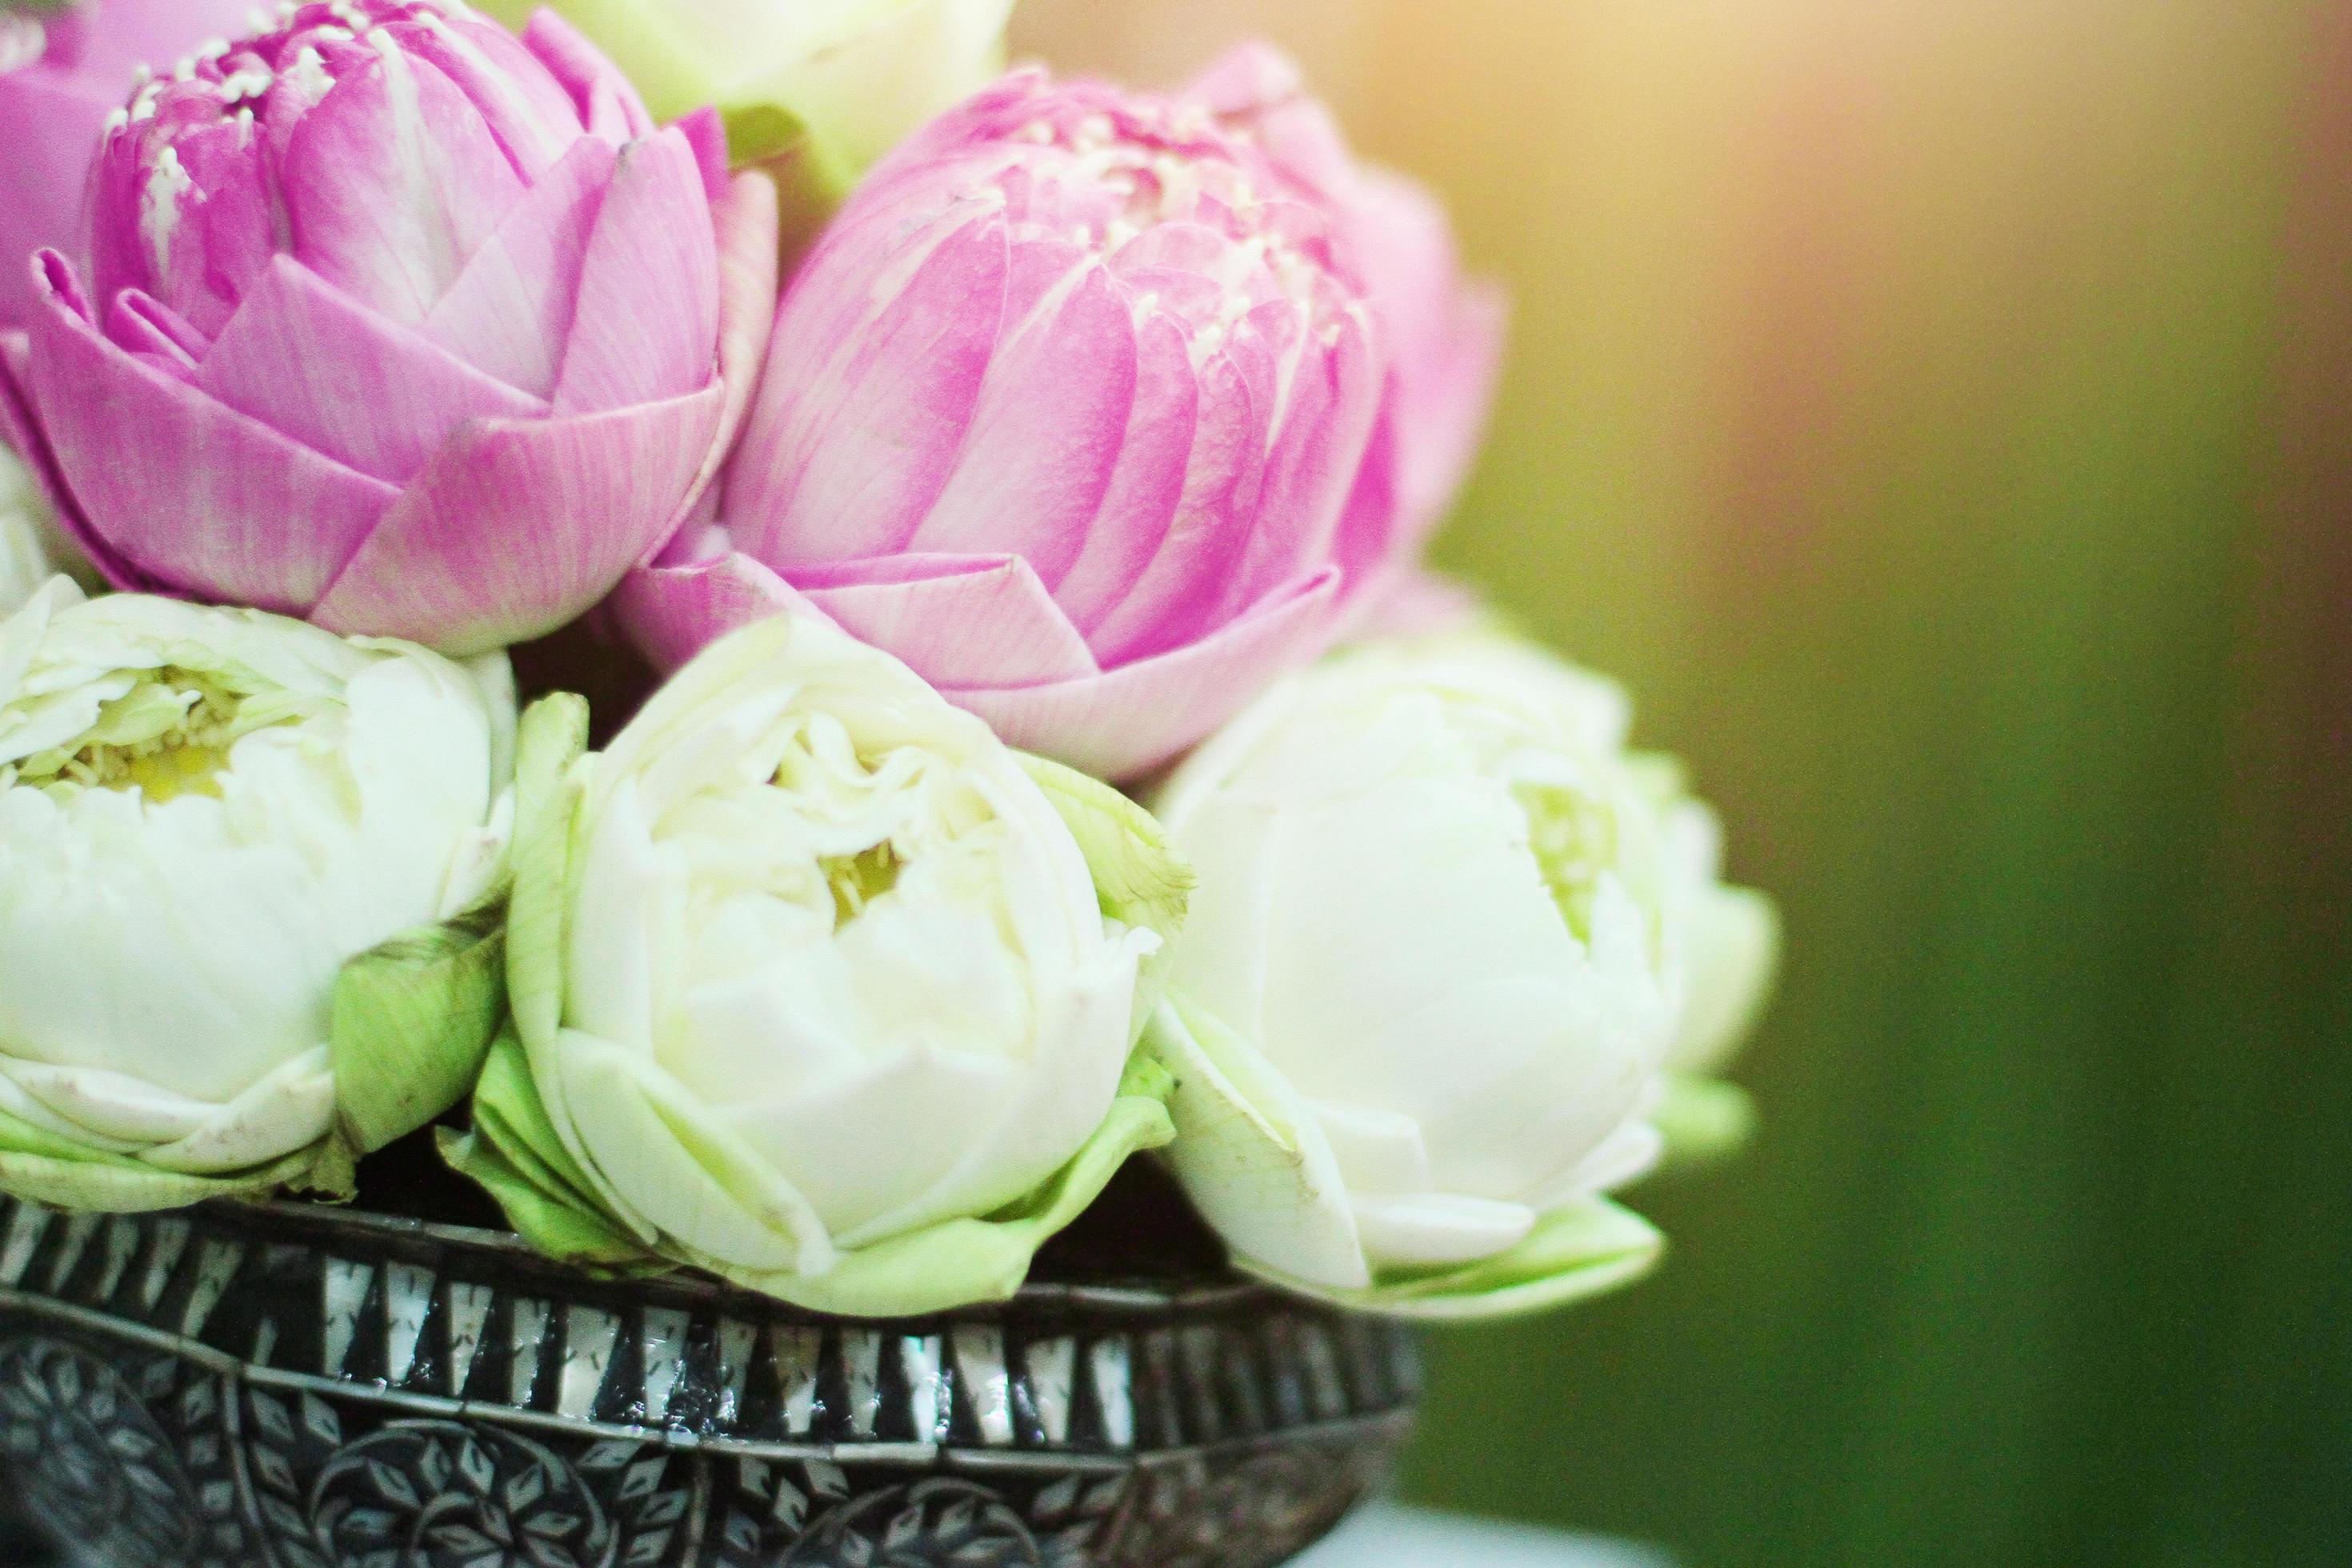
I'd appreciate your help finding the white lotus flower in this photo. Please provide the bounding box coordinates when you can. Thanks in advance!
[1149,634,1774,1318]
[0,581,516,1211]
[449,610,1189,1317]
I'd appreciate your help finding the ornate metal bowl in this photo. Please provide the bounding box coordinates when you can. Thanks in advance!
[0,1190,1416,1568]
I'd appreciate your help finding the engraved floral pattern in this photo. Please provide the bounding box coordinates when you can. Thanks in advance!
[0,1337,199,1565]
[310,1421,618,1568]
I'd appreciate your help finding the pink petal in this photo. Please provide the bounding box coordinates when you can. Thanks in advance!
[682,171,781,522]
[906,256,1137,581]
[1050,309,1200,628]
[419,136,616,400]
[1083,340,1271,663]
[392,13,586,180]
[552,128,720,415]
[800,555,1098,689]
[198,257,545,485]
[1229,301,1381,610]
[0,326,130,585]
[728,206,1011,564]
[1183,44,1356,202]
[523,10,658,142]
[310,382,724,655]
[281,45,529,326]
[611,545,835,672]
[949,569,1345,781]
[26,259,397,611]
[673,106,733,205]
[102,291,203,375]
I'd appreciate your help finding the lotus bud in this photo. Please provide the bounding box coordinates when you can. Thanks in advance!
[446,610,1192,1317]
[619,49,1495,781]
[10,0,779,656]
[0,0,257,332]
[0,580,518,1212]
[1147,634,1774,1318]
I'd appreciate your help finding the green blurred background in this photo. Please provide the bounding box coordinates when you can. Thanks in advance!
[1020,2,2352,1562]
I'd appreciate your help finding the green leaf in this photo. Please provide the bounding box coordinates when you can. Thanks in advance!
[0,1103,322,1214]
[1648,1074,1758,1174]
[327,901,507,1161]
[1247,1198,1666,1324]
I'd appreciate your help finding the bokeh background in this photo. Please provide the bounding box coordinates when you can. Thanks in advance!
[1012,3,2352,1564]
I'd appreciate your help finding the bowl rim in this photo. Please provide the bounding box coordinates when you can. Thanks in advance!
[223,1195,1282,1321]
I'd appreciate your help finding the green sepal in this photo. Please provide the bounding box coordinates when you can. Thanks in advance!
[503,692,593,1061]
[1246,1198,1666,1325]
[1649,1074,1758,1174]
[438,1028,657,1274]
[446,1032,1179,1318]
[326,899,509,1165]
[0,1103,323,1214]
[1018,754,1194,1030]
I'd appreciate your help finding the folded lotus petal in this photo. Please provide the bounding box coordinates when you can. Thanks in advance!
[0,331,37,462]
[525,10,658,142]
[1184,46,1355,198]
[799,554,1098,689]
[2,326,152,592]
[949,569,1342,778]
[419,136,617,399]
[279,42,530,327]
[688,172,782,513]
[94,116,283,338]
[1049,311,1198,625]
[552,129,720,414]
[730,207,1011,565]
[1082,342,1272,663]
[907,260,1138,579]
[28,263,398,610]
[311,384,724,654]
[104,291,207,371]
[1230,302,1381,610]
[396,13,589,180]
[608,548,836,673]
[1350,1190,1539,1270]
[199,257,546,484]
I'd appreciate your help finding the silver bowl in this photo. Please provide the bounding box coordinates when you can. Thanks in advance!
[0,1190,1417,1567]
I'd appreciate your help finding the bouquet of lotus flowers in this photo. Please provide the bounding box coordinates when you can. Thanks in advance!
[0,0,1778,1327]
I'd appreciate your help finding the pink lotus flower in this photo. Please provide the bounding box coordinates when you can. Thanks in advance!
[618,46,1500,779]
[5,1,777,656]
[0,0,256,334]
